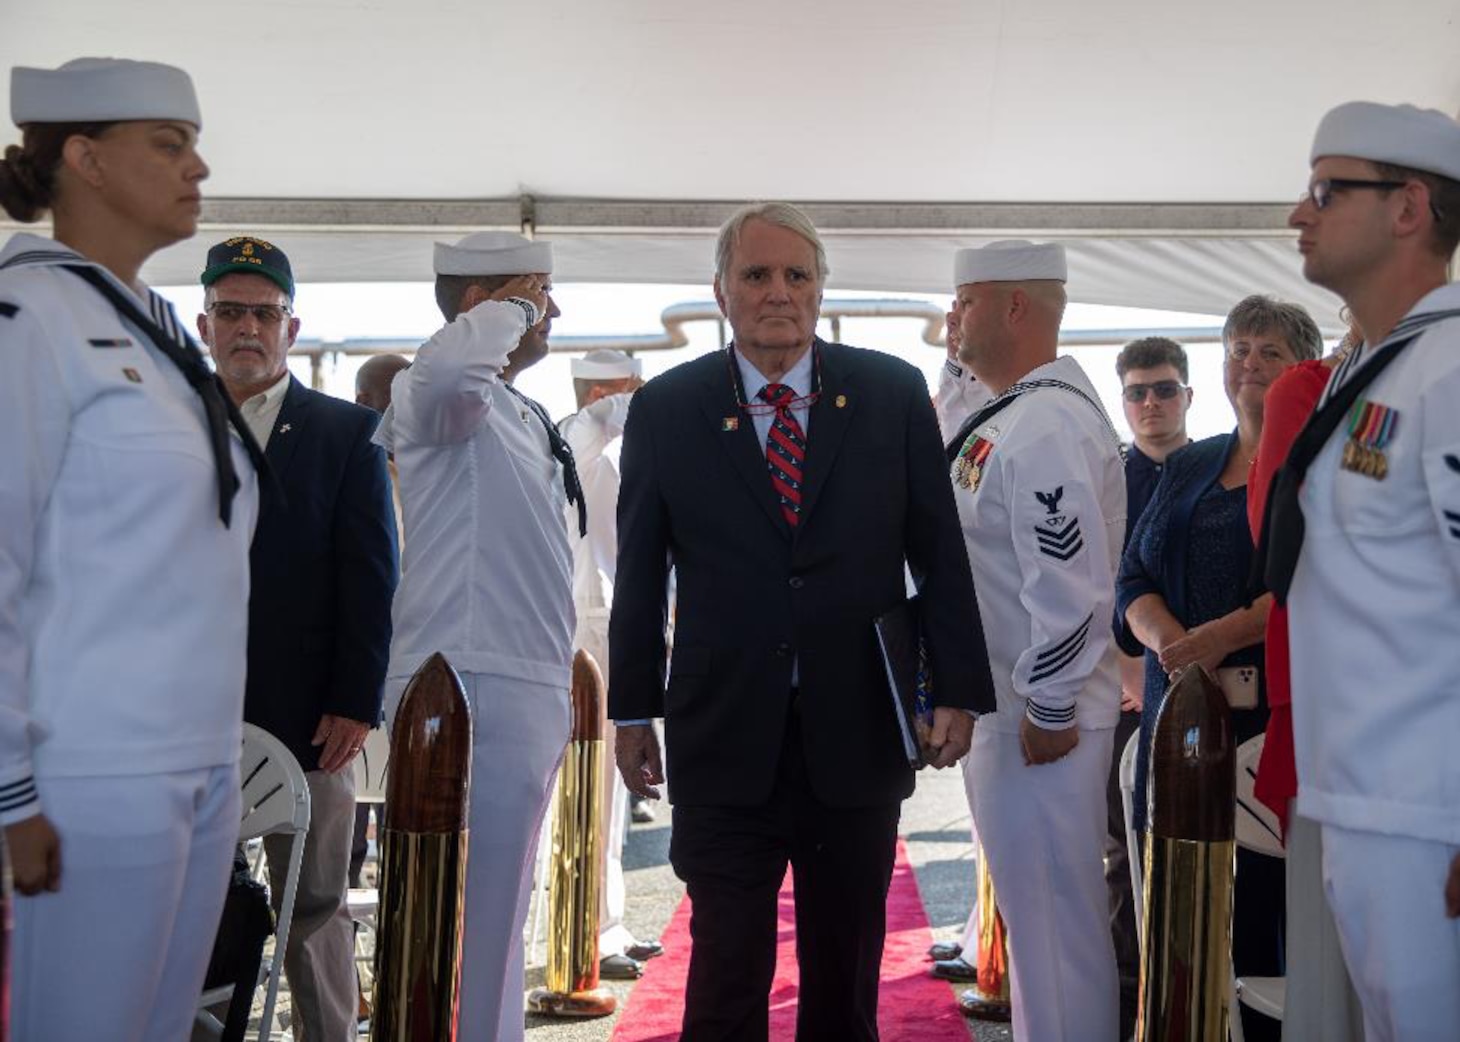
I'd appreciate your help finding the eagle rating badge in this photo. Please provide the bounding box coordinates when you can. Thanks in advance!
[1033,486,1084,562]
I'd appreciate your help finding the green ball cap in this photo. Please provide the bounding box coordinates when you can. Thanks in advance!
[200,236,294,298]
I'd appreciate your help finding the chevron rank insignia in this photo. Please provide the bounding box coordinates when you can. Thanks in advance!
[1029,613,1093,686]
[1033,487,1083,561]
[1444,509,1460,541]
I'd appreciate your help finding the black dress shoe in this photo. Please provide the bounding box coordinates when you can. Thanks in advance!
[930,956,979,982]
[927,941,963,962]
[598,953,645,980]
[625,940,664,961]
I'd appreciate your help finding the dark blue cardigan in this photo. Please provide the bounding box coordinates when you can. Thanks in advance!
[1114,430,1266,829]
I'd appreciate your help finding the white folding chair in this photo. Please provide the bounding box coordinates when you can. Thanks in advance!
[1118,728,1144,951]
[347,727,391,956]
[1230,733,1286,1040]
[199,724,312,1042]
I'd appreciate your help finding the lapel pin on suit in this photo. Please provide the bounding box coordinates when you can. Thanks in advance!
[835,394,847,408]
[278,423,292,434]
[722,417,739,432]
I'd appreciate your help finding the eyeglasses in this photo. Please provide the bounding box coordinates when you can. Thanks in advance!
[207,302,292,324]
[1300,178,1445,222]
[1299,178,1405,211]
[1122,380,1186,403]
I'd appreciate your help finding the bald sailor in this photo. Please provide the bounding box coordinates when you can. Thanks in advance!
[1273,101,1460,1040]
[375,232,577,1042]
[947,241,1125,1042]
[558,349,665,979]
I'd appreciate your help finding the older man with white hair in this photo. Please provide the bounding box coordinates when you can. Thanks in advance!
[947,240,1125,1042]
[375,232,576,1042]
[610,202,993,1040]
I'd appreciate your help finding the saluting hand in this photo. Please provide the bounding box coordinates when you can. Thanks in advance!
[925,707,973,769]
[1020,716,1079,766]
[615,724,664,801]
[5,814,62,895]
[489,274,550,325]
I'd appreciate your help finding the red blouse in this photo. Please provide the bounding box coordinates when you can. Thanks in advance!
[1247,360,1332,837]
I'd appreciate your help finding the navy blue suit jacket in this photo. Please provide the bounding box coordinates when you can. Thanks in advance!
[608,342,994,809]
[244,377,398,772]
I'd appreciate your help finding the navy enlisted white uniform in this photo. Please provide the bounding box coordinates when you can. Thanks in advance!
[1273,101,1460,1042]
[376,231,576,1042]
[929,313,992,984]
[0,59,261,1041]
[559,349,664,978]
[946,241,1124,1042]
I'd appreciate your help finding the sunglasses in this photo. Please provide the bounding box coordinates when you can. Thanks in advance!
[1122,380,1187,403]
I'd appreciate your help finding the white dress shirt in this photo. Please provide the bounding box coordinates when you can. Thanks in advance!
[237,370,291,448]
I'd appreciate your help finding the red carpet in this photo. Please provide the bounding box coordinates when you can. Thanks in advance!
[611,840,969,1042]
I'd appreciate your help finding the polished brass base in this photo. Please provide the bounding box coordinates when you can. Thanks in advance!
[958,989,1012,1022]
[526,986,618,1017]
[371,829,469,1042]
[1137,835,1235,1042]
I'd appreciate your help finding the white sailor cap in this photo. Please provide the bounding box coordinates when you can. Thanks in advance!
[1311,101,1460,182]
[571,349,642,379]
[10,57,201,128]
[433,231,553,276]
[954,240,1067,287]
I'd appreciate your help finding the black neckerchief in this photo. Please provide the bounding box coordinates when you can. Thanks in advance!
[62,264,271,527]
[504,382,587,536]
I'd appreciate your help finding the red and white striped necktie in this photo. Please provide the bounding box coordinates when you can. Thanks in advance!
[759,383,806,526]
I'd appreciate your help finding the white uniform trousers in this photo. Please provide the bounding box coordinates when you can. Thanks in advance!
[12,764,239,1042]
[1281,808,1362,1042]
[1320,823,1460,1042]
[388,671,569,1042]
[574,610,636,957]
[968,725,1118,1042]
[263,768,359,1042]
[956,753,982,957]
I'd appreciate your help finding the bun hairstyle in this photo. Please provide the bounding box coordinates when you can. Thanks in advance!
[0,122,112,222]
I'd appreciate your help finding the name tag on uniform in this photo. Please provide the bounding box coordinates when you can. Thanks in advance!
[1340,399,1397,480]
[89,337,134,348]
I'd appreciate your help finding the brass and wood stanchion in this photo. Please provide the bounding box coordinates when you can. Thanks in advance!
[959,841,1012,1021]
[528,649,617,1017]
[371,653,473,1042]
[1137,665,1236,1042]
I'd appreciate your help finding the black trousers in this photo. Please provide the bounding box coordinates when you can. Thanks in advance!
[669,712,901,1042]
[1105,708,1142,1039]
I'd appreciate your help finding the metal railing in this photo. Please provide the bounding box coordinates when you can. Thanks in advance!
[288,297,1224,389]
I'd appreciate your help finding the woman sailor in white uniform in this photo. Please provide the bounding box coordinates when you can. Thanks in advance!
[0,58,262,1041]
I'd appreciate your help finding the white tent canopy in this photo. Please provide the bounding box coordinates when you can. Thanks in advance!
[5,0,1458,322]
